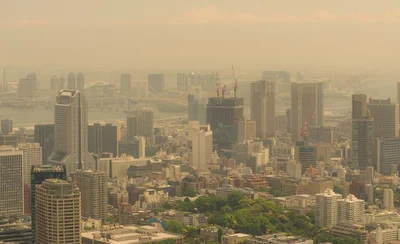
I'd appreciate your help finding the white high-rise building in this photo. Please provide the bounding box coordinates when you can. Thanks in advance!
[192,125,213,170]
[17,143,42,185]
[337,194,365,224]
[316,188,342,228]
[48,90,95,175]
[383,188,394,210]
[0,146,24,217]
[286,160,302,180]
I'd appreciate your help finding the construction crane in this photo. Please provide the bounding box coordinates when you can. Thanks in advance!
[212,72,220,97]
[300,121,308,142]
[231,65,238,97]
[222,84,227,99]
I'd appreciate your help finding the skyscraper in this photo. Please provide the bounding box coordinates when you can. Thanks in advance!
[383,188,394,210]
[377,137,400,175]
[34,124,54,164]
[177,73,189,91]
[48,89,95,174]
[337,194,365,224]
[26,72,38,90]
[368,98,399,138]
[31,165,67,243]
[76,72,85,91]
[250,80,276,139]
[127,107,154,139]
[88,123,120,158]
[192,125,213,170]
[206,96,244,148]
[290,82,324,142]
[188,94,207,124]
[397,82,400,122]
[17,78,34,98]
[35,179,81,244]
[74,170,107,221]
[50,75,65,91]
[120,73,132,93]
[148,73,164,93]
[352,94,368,119]
[67,72,76,89]
[1,118,13,135]
[119,136,146,158]
[17,143,42,185]
[352,117,374,170]
[295,144,317,173]
[0,147,23,217]
[316,189,342,228]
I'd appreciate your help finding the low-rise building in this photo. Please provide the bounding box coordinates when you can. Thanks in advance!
[222,233,251,244]
[246,233,313,244]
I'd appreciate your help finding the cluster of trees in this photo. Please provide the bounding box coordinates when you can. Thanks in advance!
[162,193,359,243]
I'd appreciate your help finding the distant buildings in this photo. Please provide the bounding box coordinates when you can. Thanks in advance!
[67,72,76,89]
[26,72,38,90]
[368,98,399,138]
[50,75,65,91]
[127,107,154,138]
[290,82,324,143]
[188,94,207,124]
[35,179,81,244]
[0,147,23,217]
[48,90,95,174]
[76,72,85,90]
[1,119,13,135]
[119,137,146,158]
[295,144,317,173]
[383,188,394,210]
[120,73,132,93]
[250,80,276,139]
[17,78,34,97]
[177,73,189,91]
[148,73,164,93]
[377,137,400,175]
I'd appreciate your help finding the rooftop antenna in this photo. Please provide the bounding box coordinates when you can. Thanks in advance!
[212,72,220,97]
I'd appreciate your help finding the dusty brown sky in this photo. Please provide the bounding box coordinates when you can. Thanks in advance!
[1,0,400,72]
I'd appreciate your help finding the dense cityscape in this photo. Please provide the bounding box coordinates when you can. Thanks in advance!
[3,1,400,244]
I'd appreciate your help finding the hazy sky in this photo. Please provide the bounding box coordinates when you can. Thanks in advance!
[2,0,400,72]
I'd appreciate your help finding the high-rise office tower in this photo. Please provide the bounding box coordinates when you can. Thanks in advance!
[35,179,81,244]
[262,71,291,93]
[352,117,374,170]
[1,118,13,135]
[88,123,120,158]
[286,109,291,133]
[74,170,107,221]
[377,137,400,175]
[188,94,207,124]
[120,73,132,93]
[2,69,7,92]
[0,147,23,217]
[34,124,54,164]
[17,78,34,98]
[177,73,189,91]
[206,96,244,148]
[17,143,42,185]
[31,165,67,243]
[50,75,65,91]
[316,189,342,228]
[127,107,154,139]
[26,72,38,90]
[67,72,76,89]
[250,80,276,139]
[368,98,399,138]
[48,90,95,174]
[148,73,164,93]
[337,194,365,224]
[383,188,394,210]
[291,82,324,142]
[76,72,85,91]
[119,136,146,158]
[352,94,368,119]
[192,125,213,170]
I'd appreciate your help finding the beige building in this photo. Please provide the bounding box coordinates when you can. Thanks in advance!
[308,179,333,195]
[316,189,342,228]
[74,170,107,221]
[127,107,154,138]
[35,179,81,244]
[0,147,23,217]
[337,194,365,224]
[192,125,213,170]
[383,188,394,210]
[17,143,42,185]
[222,233,252,244]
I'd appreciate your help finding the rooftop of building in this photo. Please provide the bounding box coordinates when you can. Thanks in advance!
[31,164,65,173]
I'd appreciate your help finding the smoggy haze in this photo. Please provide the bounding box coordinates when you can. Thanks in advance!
[1,0,400,71]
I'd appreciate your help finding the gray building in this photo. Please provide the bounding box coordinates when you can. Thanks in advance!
[67,72,76,89]
[377,137,400,175]
[188,94,207,124]
[148,73,164,93]
[352,118,374,170]
[1,119,13,135]
[77,72,85,91]
[34,124,54,164]
[120,73,132,93]
[88,123,120,158]
[127,107,154,138]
